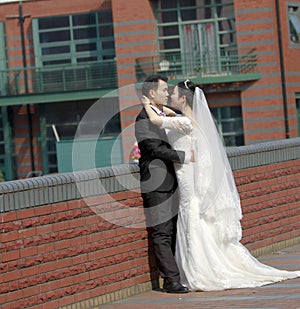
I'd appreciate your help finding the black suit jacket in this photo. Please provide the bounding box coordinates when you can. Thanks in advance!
[135,108,185,194]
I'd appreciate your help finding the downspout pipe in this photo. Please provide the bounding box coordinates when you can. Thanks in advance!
[275,0,290,138]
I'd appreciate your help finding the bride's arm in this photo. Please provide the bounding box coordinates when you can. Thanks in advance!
[141,96,192,135]
[162,106,177,117]
[140,96,163,126]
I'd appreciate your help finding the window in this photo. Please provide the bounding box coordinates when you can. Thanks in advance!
[210,106,244,146]
[33,11,115,67]
[288,4,300,45]
[156,0,235,52]
[155,0,236,76]
[42,98,121,173]
[32,11,116,92]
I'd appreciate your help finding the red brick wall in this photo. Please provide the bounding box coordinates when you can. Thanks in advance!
[236,160,300,251]
[1,157,300,308]
[12,106,42,179]
[235,0,300,143]
[111,0,158,161]
[0,191,155,309]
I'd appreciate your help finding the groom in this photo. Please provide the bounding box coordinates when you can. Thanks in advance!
[135,74,189,293]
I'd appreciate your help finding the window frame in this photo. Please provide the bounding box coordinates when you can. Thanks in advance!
[210,105,244,147]
[32,11,115,68]
[155,0,236,56]
[40,98,121,174]
[288,3,300,47]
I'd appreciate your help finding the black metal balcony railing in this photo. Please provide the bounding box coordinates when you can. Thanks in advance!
[135,48,259,83]
[0,59,117,96]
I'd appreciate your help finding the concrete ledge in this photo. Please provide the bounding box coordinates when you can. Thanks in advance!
[0,164,140,212]
[0,138,300,212]
[227,137,300,170]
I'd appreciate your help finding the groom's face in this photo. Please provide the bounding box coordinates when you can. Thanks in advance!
[149,79,169,107]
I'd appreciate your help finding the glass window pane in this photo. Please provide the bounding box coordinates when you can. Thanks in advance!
[40,30,70,43]
[99,26,114,37]
[220,107,231,118]
[102,41,114,50]
[161,0,177,9]
[43,59,71,66]
[42,45,70,55]
[210,108,218,118]
[179,0,195,7]
[162,11,178,23]
[161,25,178,36]
[78,98,120,137]
[231,106,242,117]
[56,125,77,138]
[235,135,244,146]
[223,121,241,132]
[76,43,97,52]
[72,13,96,26]
[164,38,180,49]
[290,14,300,34]
[77,56,98,62]
[223,135,235,147]
[73,27,97,40]
[47,140,56,151]
[36,10,115,68]
[162,11,178,22]
[98,11,113,23]
[48,153,58,165]
[103,55,115,60]
[101,113,121,135]
[181,9,196,21]
[39,16,69,29]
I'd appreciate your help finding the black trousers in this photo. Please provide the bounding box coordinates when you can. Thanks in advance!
[142,189,180,282]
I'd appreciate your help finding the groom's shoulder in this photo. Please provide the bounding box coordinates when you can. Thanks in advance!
[136,108,147,121]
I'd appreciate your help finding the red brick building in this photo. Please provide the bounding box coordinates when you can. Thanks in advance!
[0,0,299,180]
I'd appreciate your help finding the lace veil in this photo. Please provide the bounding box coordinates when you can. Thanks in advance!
[192,87,242,224]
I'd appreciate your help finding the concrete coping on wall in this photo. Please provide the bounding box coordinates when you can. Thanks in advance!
[227,137,300,170]
[0,137,299,212]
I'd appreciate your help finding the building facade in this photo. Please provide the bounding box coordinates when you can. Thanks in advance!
[0,0,299,180]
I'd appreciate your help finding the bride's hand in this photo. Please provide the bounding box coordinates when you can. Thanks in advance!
[141,95,151,106]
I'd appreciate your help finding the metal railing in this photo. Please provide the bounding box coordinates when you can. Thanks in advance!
[0,59,117,96]
[135,47,258,81]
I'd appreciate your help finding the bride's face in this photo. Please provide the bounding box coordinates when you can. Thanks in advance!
[170,86,183,111]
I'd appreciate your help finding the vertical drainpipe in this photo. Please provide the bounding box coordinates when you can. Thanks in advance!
[275,0,290,138]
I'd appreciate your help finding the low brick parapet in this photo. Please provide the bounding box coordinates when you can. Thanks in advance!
[0,138,300,308]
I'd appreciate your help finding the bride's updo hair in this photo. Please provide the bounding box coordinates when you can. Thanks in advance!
[177,79,196,108]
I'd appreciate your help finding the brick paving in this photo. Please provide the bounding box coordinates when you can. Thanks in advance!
[101,245,300,309]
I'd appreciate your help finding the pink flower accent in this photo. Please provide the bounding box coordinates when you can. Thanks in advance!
[131,142,141,162]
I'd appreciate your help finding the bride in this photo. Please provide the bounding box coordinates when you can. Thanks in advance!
[141,79,300,291]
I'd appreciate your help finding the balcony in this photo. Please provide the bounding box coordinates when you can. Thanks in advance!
[0,60,118,105]
[135,48,261,85]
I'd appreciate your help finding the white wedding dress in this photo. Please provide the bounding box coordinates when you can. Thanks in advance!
[160,88,300,291]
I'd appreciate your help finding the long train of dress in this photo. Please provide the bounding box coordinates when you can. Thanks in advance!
[161,116,300,291]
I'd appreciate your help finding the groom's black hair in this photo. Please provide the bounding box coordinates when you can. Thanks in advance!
[142,74,168,98]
